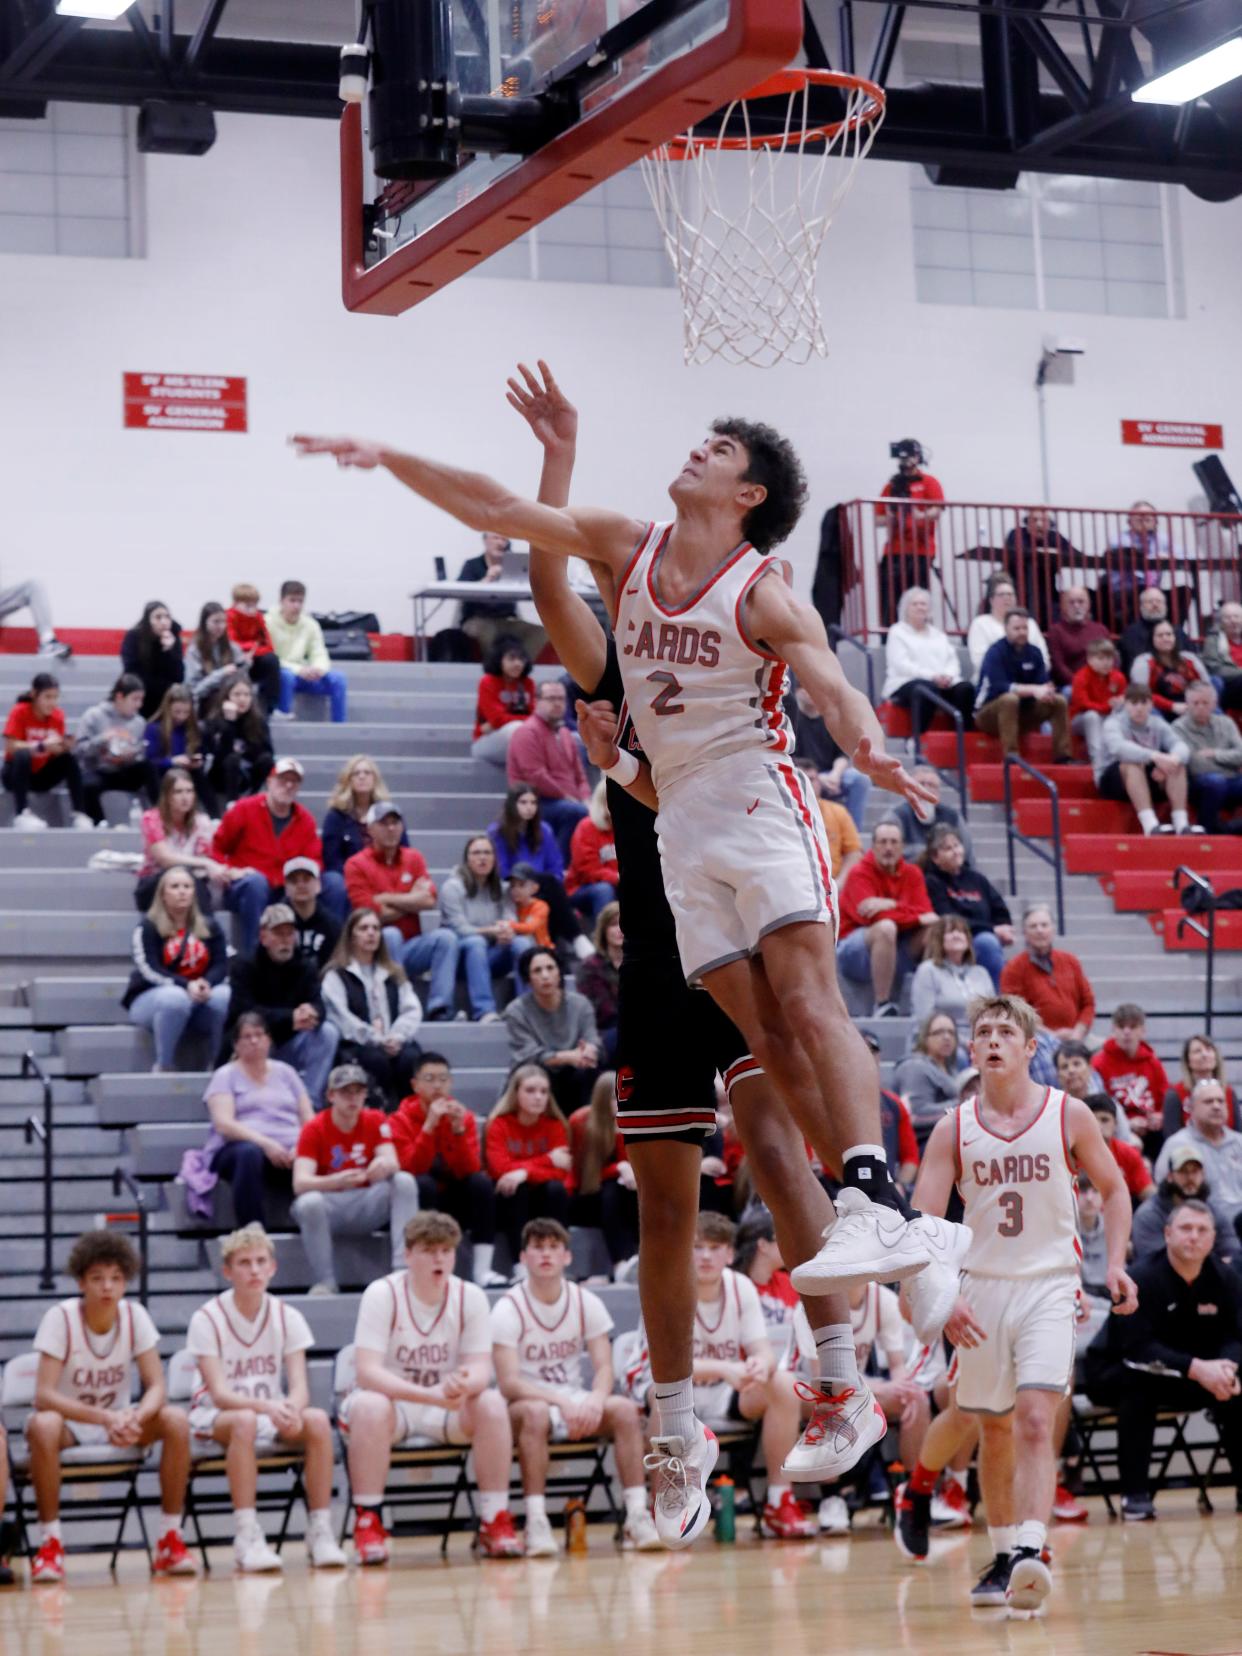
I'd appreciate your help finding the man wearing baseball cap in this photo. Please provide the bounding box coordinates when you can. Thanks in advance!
[283,857,341,969]
[225,903,340,1106]
[212,759,347,952]
[1132,1142,1237,1266]
[344,801,460,1021]
[292,1064,420,1295]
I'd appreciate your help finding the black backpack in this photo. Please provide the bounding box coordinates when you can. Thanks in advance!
[313,610,379,661]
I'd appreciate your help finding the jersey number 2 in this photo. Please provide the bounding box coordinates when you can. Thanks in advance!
[647,670,685,717]
[997,1191,1024,1237]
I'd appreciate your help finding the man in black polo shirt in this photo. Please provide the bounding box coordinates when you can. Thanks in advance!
[458,531,546,661]
[1085,1200,1242,1520]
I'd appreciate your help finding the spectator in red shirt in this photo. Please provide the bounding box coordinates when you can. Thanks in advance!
[2,672,91,831]
[290,1063,420,1295]
[225,583,282,715]
[1163,1034,1240,1140]
[1070,638,1127,770]
[473,640,536,764]
[212,759,344,952]
[344,801,459,1021]
[875,439,944,626]
[566,781,619,923]
[390,1052,501,1286]
[569,1069,635,1275]
[836,821,937,1016]
[1087,1094,1156,1204]
[1048,586,1111,690]
[1092,1002,1170,1155]
[484,1063,572,1262]
[506,681,589,857]
[999,903,1095,1042]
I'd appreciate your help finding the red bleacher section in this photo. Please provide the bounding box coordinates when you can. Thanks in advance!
[0,626,416,662]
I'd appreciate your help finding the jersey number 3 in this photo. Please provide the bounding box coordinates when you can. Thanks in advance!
[647,670,685,717]
[997,1191,1024,1237]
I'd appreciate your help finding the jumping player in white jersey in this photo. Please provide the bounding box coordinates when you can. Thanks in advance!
[294,371,970,1532]
[186,1223,346,1572]
[490,1218,660,1554]
[339,1210,523,1560]
[913,994,1137,1618]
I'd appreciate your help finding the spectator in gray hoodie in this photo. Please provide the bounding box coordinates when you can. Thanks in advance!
[438,834,534,1021]
[1131,1143,1236,1265]
[503,947,600,1116]
[1097,683,1194,836]
[1172,681,1242,833]
[75,673,156,826]
[909,916,994,1029]
[184,601,246,713]
[894,1010,963,1137]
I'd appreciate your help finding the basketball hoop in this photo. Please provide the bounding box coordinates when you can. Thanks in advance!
[640,68,885,369]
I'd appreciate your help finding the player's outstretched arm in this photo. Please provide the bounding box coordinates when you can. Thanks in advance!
[745,575,935,809]
[290,430,642,574]
[1066,1097,1139,1315]
[508,360,611,688]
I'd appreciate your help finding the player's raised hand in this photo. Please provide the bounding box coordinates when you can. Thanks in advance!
[851,736,938,807]
[575,698,621,768]
[289,433,384,469]
[506,359,578,453]
[1106,1264,1138,1316]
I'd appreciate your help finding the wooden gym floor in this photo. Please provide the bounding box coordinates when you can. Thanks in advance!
[0,1498,1238,1656]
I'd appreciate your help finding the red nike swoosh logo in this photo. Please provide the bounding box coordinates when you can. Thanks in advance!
[746,799,760,815]
[625,585,640,596]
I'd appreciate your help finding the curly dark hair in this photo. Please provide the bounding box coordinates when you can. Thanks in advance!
[67,1228,141,1283]
[711,417,808,551]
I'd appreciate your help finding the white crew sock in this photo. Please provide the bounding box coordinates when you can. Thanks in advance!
[1172,809,1189,831]
[1139,808,1159,834]
[623,1486,648,1520]
[524,1494,547,1522]
[651,1376,696,1443]
[947,1467,968,1492]
[38,1519,62,1546]
[354,1492,383,1510]
[767,1484,791,1505]
[472,1242,495,1284]
[307,1508,333,1532]
[988,1524,1016,1557]
[160,1513,182,1538]
[813,1323,861,1392]
[477,1491,509,1524]
[1014,1519,1047,1555]
[235,1507,258,1536]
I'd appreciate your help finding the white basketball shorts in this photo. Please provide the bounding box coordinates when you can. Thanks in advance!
[953,1271,1079,1416]
[547,1387,593,1443]
[655,752,838,985]
[337,1389,470,1447]
[188,1404,280,1446]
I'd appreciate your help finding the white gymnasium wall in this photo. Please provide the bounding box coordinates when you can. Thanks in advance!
[2,109,1242,632]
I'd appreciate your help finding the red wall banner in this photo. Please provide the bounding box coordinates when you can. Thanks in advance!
[1121,419,1223,450]
[123,373,248,433]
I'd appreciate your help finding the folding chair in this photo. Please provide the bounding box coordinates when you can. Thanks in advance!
[331,1345,473,1556]
[1,1353,152,1570]
[1074,1395,1226,1515]
[166,1350,312,1570]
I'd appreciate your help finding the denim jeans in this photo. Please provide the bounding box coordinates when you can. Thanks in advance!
[971,929,1005,989]
[275,1022,340,1106]
[827,766,872,830]
[129,982,231,1069]
[1191,771,1242,833]
[278,665,348,723]
[223,870,271,956]
[458,934,535,1016]
[538,797,589,859]
[394,926,459,1016]
[570,881,616,922]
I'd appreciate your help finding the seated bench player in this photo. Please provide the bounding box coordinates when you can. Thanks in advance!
[186,1223,346,1572]
[491,1219,660,1555]
[338,1210,523,1561]
[27,1229,196,1583]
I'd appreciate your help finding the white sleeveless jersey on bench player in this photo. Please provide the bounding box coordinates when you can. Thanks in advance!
[186,1291,313,1436]
[33,1297,159,1412]
[490,1282,613,1388]
[955,1087,1081,1278]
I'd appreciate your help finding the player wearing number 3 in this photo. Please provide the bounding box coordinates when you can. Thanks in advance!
[913,994,1137,1618]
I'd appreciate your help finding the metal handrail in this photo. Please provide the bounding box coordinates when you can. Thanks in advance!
[827,624,876,707]
[111,1168,151,1307]
[21,1052,55,1291]
[906,683,970,821]
[1173,866,1216,1034]
[1002,755,1065,935]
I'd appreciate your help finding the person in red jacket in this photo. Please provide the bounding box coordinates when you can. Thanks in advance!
[483,1062,572,1262]
[390,1052,504,1286]
[1092,1002,1170,1156]
[224,583,282,714]
[1069,638,1126,771]
[212,759,341,953]
[472,640,536,764]
[1087,1094,1156,1203]
[565,780,619,923]
[836,821,937,1016]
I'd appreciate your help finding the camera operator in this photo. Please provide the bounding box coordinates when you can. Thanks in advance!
[876,439,944,627]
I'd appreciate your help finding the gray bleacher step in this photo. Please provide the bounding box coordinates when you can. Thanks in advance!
[0,873,140,913]
[0,1029,52,1056]
[279,726,472,757]
[0,1103,95,1130]
[0,1235,206,1273]
[293,758,503,794]
[0,1178,139,1215]
[0,1127,120,1156]
[0,1078,88,1107]
[0,1054,64,1078]
[0,912,138,960]
[0,830,140,866]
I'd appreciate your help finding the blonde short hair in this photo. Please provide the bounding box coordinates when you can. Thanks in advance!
[219,1223,276,1264]
[968,994,1039,1042]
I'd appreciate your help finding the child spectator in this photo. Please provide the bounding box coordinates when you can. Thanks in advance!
[566,780,619,923]
[266,581,348,723]
[473,639,536,763]
[123,866,230,1073]
[186,1223,345,1571]
[488,784,580,950]
[1086,1094,1156,1203]
[225,584,282,714]
[321,755,405,874]
[75,672,153,827]
[145,685,215,815]
[321,909,423,1106]
[121,599,184,720]
[1163,1034,1240,1138]
[184,601,246,712]
[569,1071,636,1275]
[3,672,91,830]
[508,863,553,949]
[28,1230,195,1582]
[390,1052,502,1286]
[484,1063,572,1260]
[1092,1003,1170,1153]
[1070,638,1127,770]
[137,770,228,913]
[201,673,273,807]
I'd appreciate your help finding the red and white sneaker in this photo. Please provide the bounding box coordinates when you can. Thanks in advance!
[1052,1484,1089,1524]
[476,1510,524,1558]
[353,1507,390,1567]
[31,1537,65,1584]
[644,1423,720,1549]
[782,1381,888,1482]
[762,1490,818,1540]
[931,1478,972,1528]
[152,1530,198,1576]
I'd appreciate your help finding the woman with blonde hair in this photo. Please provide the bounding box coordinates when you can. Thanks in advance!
[135,769,232,912]
[483,1062,572,1259]
[569,1070,637,1273]
[321,908,424,1105]
[566,779,619,923]
[1162,1032,1240,1136]
[123,865,230,1073]
[145,684,215,815]
[881,586,976,743]
[321,754,404,874]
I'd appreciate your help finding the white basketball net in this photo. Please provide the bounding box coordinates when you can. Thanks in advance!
[640,77,883,369]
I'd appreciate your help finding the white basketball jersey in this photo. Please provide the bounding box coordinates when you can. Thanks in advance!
[34,1298,157,1412]
[614,523,794,796]
[692,1268,768,1366]
[491,1283,612,1387]
[956,1088,1082,1278]
[186,1292,307,1412]
[359,1271,489,1390]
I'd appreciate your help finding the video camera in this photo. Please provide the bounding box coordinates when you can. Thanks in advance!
[889,438,925,465]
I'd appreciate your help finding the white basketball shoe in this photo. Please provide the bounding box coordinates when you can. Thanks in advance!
[644,1423,719,1549]
[790,1187,971,1295]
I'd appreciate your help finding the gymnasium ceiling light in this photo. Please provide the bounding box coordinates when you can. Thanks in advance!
[1132,37,1242,105]
[54,1,134,18]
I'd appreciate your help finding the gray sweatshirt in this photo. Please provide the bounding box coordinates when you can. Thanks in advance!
[184,639,245,708]
[1096,709,1190,783]
[75,701,146,776]
[894,1052,961,1130]
[503,990,599,1067]
[439,872,517,937]
[1171,710,1242,776]
[909,959,994,1027]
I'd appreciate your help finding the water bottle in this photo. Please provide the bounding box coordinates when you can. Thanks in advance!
[565,1498,589,1554]
[713,1476,735,1543]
